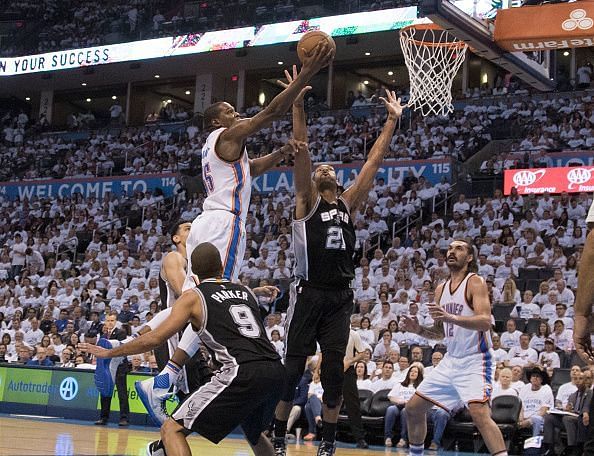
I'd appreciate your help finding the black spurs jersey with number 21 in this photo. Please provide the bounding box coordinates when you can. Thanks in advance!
[293,195,356,288]
[193,279,280,367]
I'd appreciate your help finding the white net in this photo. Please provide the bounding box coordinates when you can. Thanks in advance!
[400,25,468,117]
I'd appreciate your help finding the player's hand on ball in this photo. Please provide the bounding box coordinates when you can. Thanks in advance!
[379,89,407,120]
[400,315,420,334]
[78,342,110,358]
[276,65,311,104]
[301,42,335,75]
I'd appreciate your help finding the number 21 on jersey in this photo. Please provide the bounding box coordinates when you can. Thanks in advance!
[326,226,346,250]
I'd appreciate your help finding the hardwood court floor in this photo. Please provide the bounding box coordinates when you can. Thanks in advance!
[0,416,481,455]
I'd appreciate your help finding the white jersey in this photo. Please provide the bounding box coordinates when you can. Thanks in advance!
[439,272,492,358]
[201,127,252,222]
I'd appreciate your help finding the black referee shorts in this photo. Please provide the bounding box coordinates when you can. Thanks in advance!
[284,279,354,357]
[172,360,285,446]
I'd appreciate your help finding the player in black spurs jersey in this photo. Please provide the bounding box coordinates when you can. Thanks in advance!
[271,80,406,456]
[81,242,285,456]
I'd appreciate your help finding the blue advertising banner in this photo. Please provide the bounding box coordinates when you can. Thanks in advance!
[0,158,452,201]
[251,158,452,193]
[0,173,177,200]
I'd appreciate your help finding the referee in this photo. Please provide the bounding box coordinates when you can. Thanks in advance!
[573,199,594,456]
[342,329,369,449]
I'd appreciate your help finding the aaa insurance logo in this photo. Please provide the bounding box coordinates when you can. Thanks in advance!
[59,377,79,401]
[512,169,547,187]
[567,168,594,190]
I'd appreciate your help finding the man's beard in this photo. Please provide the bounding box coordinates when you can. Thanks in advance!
[318,179,337,193]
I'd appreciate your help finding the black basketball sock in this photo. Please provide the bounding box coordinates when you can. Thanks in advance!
[321,421,337,444]
[274,419,288,439]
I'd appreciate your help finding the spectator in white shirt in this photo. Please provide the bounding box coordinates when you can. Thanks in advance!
[24,318,44,347]
[493,367,519,398]
[506,333,538,367]
[511,290,541,319]
[554,365,581,409]
[550,320,574,351]
[500,319,523,349]
[369,360,398,393]
[518,368,554,436]
[372,330,400,360]
[537,339,561,374]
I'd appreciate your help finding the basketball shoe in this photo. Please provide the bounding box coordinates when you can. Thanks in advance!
[146,440,166,456]
[135,376,172,425]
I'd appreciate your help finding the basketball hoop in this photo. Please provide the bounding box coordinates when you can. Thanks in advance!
[400,24,469,117]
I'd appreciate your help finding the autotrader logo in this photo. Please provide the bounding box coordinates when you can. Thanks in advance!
[59,377,78,401]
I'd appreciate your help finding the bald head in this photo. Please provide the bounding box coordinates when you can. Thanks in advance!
[191,242,223,280]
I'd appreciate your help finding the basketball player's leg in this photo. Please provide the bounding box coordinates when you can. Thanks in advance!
[404,393,436,453]
[467,402,507,455]
[455,353,507,455]
[407,355,460,455]
[316,288,353,451]
[273,282,319,451]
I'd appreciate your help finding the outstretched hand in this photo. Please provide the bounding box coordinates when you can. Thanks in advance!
[301,42,335,75]
[252,285,280,301]
[399,315,421,334]
[277,65,312,104]
[379,89,407,119]
[78,342,110,359]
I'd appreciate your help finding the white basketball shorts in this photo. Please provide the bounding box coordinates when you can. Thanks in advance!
[415,351,494,412]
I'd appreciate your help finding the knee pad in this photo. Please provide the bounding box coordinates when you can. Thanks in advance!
[281,355,307,402]
[320,351,345,409]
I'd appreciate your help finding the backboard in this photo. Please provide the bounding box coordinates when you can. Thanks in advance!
[419,0,555,91]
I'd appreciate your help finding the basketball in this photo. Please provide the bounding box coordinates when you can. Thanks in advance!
[297,30,336,63]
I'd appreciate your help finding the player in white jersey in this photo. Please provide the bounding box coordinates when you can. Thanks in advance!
[401,239,508,456]
[111,46,335,422]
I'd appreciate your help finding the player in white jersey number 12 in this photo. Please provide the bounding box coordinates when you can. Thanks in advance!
[400,239,508,456]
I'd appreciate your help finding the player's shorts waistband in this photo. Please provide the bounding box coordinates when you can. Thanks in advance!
[297,278,354,291]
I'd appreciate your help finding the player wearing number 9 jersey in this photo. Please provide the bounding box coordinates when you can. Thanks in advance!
[272,87,406,456]
[81,243,285,456]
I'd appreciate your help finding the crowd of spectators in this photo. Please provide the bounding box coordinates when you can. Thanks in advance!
[1,88,594,450]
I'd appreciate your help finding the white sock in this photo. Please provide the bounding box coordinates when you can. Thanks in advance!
[177,325,200,358]
[157,361,182,388]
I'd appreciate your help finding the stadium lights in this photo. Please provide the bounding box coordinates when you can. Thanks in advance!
[185,90,191,95]
[388,71,394,76]
[278,61,283,65]
[25,97,30,101]
[364,52,371,56]
[363,80,369,85]
[86,98,91,102]
[81,82,87,86]
[563,51,570,56]
[166,99,172,103]
[112,96,117,100]
[154,74,160,78]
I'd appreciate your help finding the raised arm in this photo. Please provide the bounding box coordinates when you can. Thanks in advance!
[249,142,296,177]
[218,46,333,160]
[341,89,406,211]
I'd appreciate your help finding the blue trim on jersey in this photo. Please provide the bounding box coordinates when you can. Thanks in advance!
[232,161,244,215]
[223,215,241,279]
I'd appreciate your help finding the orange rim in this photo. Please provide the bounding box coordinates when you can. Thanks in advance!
[400,23,468,49]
